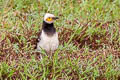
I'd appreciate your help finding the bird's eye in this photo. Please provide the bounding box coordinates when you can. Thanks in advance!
[46,17,52,21]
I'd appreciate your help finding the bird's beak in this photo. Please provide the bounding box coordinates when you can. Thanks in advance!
[52,17,59,20]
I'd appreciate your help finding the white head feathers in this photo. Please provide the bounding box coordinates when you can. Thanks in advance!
[44,13,55,24]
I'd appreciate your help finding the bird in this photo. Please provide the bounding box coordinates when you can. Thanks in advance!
[36,13,59,54]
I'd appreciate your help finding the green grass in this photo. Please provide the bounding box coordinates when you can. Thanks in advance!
[0,0,120,80]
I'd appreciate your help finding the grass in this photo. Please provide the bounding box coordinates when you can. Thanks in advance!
[0,0,120,80]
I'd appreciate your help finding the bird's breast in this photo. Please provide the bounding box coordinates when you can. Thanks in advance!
[37,31,59,52]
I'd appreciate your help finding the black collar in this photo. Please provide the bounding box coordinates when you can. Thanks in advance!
[42,21,56,36]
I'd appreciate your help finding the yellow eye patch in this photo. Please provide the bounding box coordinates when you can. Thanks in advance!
[46,17,53,21]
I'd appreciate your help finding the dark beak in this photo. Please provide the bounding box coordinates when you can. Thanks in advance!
[52,17,59,20]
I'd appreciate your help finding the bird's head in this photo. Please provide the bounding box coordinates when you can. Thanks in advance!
[44,13,59,24]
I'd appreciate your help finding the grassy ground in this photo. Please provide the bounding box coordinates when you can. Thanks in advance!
[0,0,120,80]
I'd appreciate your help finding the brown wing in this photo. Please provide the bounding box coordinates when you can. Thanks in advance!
[37,31,41,42]
[34,31,41,49]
